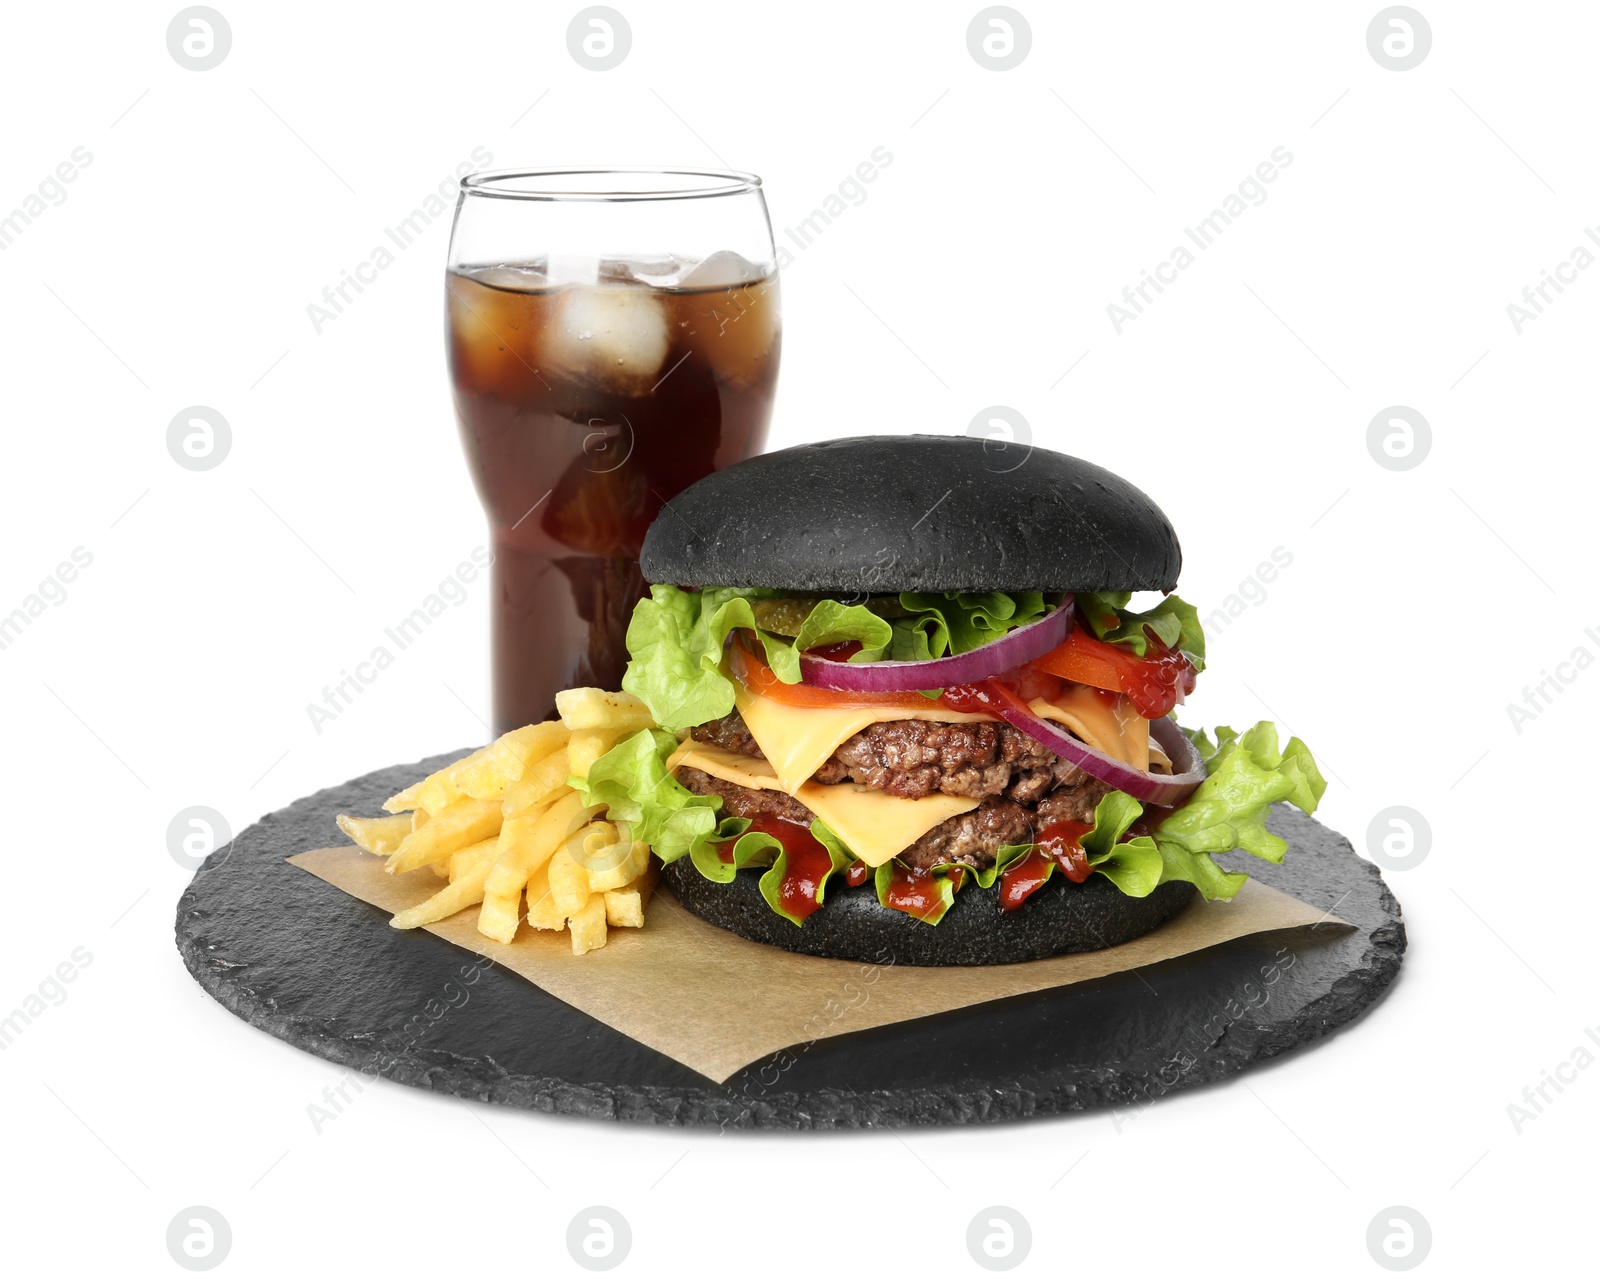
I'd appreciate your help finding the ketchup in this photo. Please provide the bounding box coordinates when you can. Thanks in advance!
[998,848,1052,911]
[939,677,1031,719]
[881,863,947,921]
[844,861,871,887]
[1039,820,1094,882]
[998,820,1094,911]
[1119,634,1197,720]
[744,815,835,922]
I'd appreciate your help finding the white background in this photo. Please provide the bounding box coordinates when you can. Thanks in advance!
[3,1,1595,1273]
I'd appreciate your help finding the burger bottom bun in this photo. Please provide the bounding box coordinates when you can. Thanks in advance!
[660,859,1197,967]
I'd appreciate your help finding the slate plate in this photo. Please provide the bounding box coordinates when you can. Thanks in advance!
[176,750,1406,1130]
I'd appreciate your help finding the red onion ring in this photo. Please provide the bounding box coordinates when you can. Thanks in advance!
[988,697,1206,807]
[798,600,1074,692]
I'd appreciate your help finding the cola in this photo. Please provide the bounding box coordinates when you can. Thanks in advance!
[447,255,780,730]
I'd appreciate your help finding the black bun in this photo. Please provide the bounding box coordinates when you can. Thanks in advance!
[640,435,1181,593]
[660,859,1195,966]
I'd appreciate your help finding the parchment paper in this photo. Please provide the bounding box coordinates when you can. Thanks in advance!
[289,846,1350,1084]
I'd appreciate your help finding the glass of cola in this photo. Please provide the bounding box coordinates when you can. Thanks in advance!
[446,169,780,730]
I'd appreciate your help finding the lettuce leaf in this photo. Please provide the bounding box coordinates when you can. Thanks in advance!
[687,818,776,883]
[893,591,1049,662]
[1076,591,1206,672]
[1080,790,1165,896]
[1125,720,1328,900]
[620,586,782,732]
[621,584,1054,732]
[757,818,854,926]
[572,728,724,865]
[790,601,893,663]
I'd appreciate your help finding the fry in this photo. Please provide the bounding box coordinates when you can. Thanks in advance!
[388,839,497,929]
[567,895,608,955]
[475,722,569,794]
[603,860,659,928]
[448,842,490,879]
[525,863,565,931]
[476,889,522,944]
[411,809,450,877]
[581,831,648,893]
[336,813,413,855]
[448,723,569,802]
[383,780,424,814]
[416,755,476,816]
[386,796,502,874]
[487,790,585,892]
[546,847,590,917]
[555,687,654,733]
[566,729,619,779]
[503,750,575,817]
[385,721,569,815]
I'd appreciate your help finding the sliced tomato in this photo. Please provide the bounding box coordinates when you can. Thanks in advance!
[726,641,936,710]
[1031,627,1125,694]
[1031,625,1196,720]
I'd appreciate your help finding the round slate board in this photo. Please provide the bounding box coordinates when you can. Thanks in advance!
[176,751,1406,1130]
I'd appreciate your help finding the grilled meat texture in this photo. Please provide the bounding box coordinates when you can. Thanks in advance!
[690,711,1103,804]
[679,710,1116,871]
[674,767,815,826]
[675,766,1038,871]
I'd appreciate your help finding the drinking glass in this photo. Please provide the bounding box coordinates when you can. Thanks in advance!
[446,169,780,731]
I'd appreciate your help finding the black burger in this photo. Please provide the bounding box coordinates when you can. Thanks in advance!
[574,435,1325,966]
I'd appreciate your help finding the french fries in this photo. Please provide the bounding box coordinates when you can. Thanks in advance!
[385,796,502,875]
[335,690,662,954]
[502,749,574,817]
[566,729,620,779]
[389,839,497,930]
[525,863,565,931]
[567,896,608,955]
[335,813,412,855]
[604,861,659,929]
[554,687,653,734]
[582,834,649,893]
[546,847,591,918]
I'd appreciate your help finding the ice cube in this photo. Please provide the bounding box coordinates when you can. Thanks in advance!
[546,253,600,287]
[605,254,686,287]
[678,249,763,291]
[540,284,670,394]
[667,256,778,389]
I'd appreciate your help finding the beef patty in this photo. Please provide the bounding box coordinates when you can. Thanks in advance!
[679,710,1113,871]
[676,765,1038,871]
[691,710,1103,804]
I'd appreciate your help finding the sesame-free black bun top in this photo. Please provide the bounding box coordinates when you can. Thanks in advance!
[639,435,1182,593]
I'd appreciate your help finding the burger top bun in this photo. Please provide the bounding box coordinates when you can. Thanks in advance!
[639,434,1182,594]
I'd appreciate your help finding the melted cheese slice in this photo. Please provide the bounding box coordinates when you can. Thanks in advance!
[667,740,783,791]
[733,685,991,793]
[1029,685,1150,771]
[667,739,980,868]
